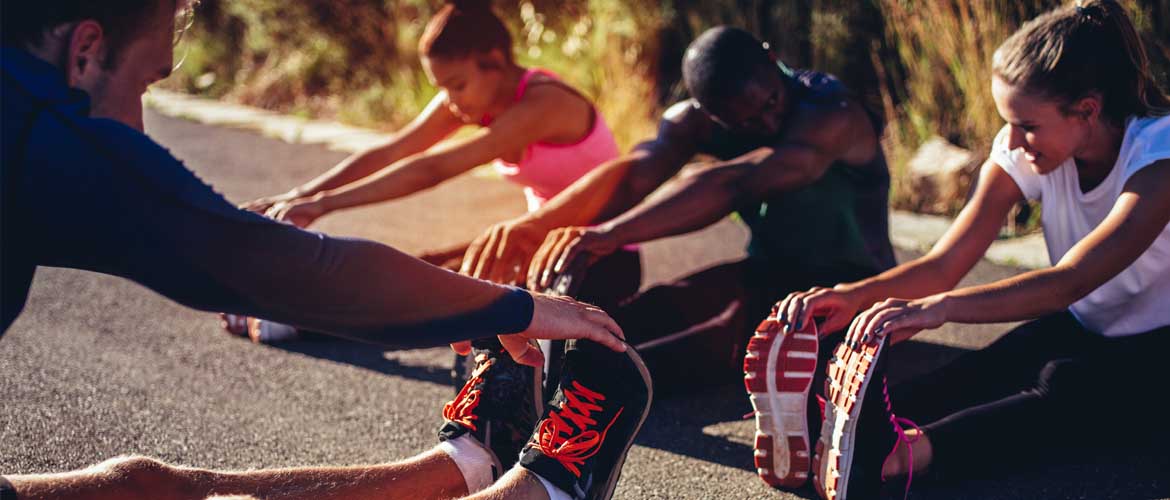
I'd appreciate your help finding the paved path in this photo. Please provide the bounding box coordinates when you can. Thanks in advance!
[2,109,1166,499]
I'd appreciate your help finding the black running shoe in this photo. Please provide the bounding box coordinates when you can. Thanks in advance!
[439,337,544,472]
[814,337,919,500]
[452,256,591,400]
[518,339,652,500]
[538,255,592,408]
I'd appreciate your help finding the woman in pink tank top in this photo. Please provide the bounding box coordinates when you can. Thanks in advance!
[247,2,617,231]
[226,0,640,342]
[484,68,620,212]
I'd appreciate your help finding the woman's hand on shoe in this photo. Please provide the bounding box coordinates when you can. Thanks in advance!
[775,286,863,337]
[846,295,950,347]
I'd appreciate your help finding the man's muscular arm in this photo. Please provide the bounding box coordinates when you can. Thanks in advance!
[527,99,880,288]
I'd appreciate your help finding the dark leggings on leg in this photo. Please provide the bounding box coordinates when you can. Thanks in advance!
[889,312,1170,477]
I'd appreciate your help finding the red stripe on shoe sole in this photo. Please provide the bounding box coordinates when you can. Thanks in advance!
[815,339,883,500]
[744,317,819,490]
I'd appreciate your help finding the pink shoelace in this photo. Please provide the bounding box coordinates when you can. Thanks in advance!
[880,376,921,500]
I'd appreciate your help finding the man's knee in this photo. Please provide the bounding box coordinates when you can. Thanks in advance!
[96,455,187,494]
[99,455,166,475]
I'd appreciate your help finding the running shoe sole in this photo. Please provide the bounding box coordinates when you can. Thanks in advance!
[744,316,819,489]
[813,338,886,500]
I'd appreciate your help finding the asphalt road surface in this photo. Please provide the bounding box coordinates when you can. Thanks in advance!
[2,109,1166,499]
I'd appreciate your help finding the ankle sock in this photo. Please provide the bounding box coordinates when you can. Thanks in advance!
[533,471,573,500]
[437,435,498,493]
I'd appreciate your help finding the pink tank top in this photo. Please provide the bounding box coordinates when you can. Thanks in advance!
[483,69,620,212]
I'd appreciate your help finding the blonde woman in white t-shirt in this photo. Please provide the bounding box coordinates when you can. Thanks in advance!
[745,1,1170,498]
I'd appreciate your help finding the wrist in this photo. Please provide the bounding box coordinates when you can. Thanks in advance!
[515,213,553,233]
[592,221,625,249]
[310,191,336,212]
[507,287,537,334]
[833,282,866,305]
[525,206,581,232]
[929,293,954,322]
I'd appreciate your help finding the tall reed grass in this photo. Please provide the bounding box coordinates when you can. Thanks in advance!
[875,0,1165,210]
[168,0,1169,212]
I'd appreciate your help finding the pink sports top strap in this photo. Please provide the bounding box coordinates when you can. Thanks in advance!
[480,68,560,126]
[514,68,560,101]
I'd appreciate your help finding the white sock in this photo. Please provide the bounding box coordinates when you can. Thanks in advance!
[533,471,573,500]
[437,435,499,493]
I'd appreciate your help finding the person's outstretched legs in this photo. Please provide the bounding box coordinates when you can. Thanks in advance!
[464,467,549,500]
[6,337,549,500]
[5,341,652,500]
[4,449,468,500]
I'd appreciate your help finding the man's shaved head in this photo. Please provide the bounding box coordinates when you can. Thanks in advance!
[682,26,775,113]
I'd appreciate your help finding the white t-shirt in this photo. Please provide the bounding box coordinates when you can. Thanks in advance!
[990,115,1170,337]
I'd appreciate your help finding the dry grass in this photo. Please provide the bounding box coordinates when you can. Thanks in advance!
[169,0,1169,213]
[876,0,1034,209]
[875,0,1164,211]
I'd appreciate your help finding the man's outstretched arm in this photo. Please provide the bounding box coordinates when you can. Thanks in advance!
[148,200,624,354]
[27,118,624,354]
[527,101,875,288]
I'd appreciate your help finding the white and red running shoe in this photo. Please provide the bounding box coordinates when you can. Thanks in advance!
[744,310,820,489]
[814,336,920,500]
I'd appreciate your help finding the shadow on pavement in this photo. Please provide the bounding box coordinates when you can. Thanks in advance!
[275,334,454,387]
[635,382,824,499]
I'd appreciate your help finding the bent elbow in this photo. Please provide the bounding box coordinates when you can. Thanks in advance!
[1045,264,1102,311]
[1056,280,1097,309]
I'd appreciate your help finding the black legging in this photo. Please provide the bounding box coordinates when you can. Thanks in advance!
[889,312,1170,477]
